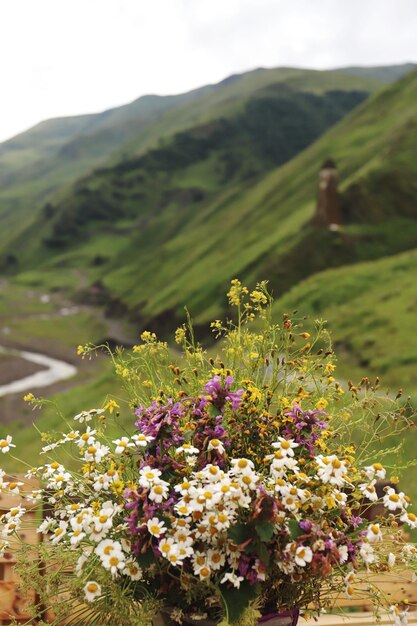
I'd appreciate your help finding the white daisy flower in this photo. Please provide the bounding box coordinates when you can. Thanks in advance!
[401,544,417,560]
[366,523,383,543]
[231,458,255,475]
[6,480,24,495]
[84,581,102,602]
[148,481,169,503]
[390,605,408,626]
[333,489,348,506]
[400,511,417,528]
[76,553,89,576]
[239,472,259,491]
[383,488,406,511]
[112,437,135,454]
[203,465,225,483]
[0,435,15,453]
[316,455,348,487]
[360,542,377,565]
[70,529,86,545]
[132,433,154,447]
[41,441,62,453]
[147,517,166,537]
[77,427,97,447]
[4,505,26,520]
[338,545,349,564]
[207,439,225,454]
[139,466,162,488]
[176,443,199,455]
[74,409,103,423]
[271,437,299,457]
[84,443,110,464]
[37,517,55,534]
[102,550,125,576]
[221,572,244,588]
[95,539,123,558]
[123,560,143,580]
[176,542,194,560]
[62,430,80,443]
[364,463,386,480]
[159,537,176,557]
[359,480,378,502]
[51,521,68,545]
[207,548,226,570]
[174,502,192,516]
[294,545,313,567]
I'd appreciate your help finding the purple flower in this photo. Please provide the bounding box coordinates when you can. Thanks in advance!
[282,403,328,455]
[135,398,185,445]
[300,520,313,533]
[203,375,244,411]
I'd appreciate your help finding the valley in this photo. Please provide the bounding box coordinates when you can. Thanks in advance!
[0,62,417,479]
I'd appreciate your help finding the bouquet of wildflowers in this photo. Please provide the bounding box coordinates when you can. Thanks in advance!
[1,280,416,626]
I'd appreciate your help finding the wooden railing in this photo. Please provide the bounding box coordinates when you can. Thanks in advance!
[0,476,38,625]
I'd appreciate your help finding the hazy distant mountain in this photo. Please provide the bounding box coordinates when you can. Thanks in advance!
[338,62,416,83]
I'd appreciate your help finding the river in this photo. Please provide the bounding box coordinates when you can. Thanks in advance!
[0,345,77,397]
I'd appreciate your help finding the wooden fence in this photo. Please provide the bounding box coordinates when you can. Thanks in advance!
[0,476,38,625]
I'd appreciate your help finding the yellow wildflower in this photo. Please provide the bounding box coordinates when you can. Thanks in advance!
[227,279,248,306]
[175,327,186,344]
[140,330,157,343]
[250,290,267,306]
[111,481,125,495]
[316,397,328,410]
[104,400,120,414]
[23,393,35,402]
[247,386,262,403]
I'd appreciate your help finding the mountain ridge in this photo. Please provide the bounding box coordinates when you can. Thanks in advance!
[4,68,417,343]
[0,64,400,255]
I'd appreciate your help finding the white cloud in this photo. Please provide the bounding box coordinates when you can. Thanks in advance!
[0,0,416,142]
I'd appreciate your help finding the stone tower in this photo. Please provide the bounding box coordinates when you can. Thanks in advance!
[313,158,342,229]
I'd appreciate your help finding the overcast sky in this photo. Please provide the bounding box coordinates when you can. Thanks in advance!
[0,0,416,142]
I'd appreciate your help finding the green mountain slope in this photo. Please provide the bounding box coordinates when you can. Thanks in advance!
[274,247,417,394]
[9,68,416,336]
[0,65,408,255]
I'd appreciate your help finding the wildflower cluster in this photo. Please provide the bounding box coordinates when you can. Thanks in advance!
[1,281,416,626]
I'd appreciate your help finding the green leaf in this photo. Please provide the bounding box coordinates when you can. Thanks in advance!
[288,519,303,540]
[208,403,221,418]
[220,581,260,624]
[255,521,275,542]
[256,542,271,567]
[227,523,254,546]
[136,546,155,568]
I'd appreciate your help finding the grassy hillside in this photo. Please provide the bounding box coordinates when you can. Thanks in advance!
[274,248,417,395]
[0,65,404,257]
[7,68,416,337]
